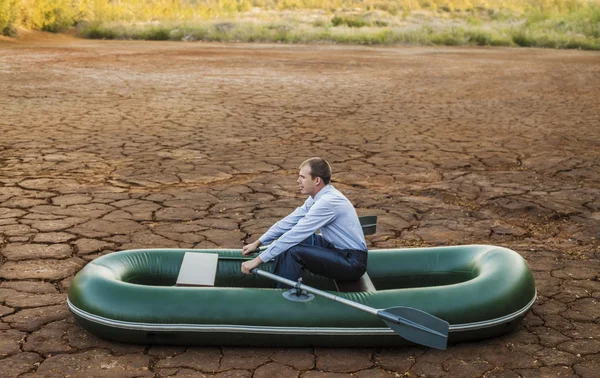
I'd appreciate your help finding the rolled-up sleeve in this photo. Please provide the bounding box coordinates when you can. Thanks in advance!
[259,201,336,262]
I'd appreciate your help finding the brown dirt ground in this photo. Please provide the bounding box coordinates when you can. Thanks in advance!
[0,31,599,377]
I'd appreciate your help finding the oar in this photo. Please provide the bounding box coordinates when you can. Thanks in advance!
[251,268,449,350]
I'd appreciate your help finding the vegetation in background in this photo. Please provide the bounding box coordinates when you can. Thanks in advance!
[0,0,19,35]
[20,0,78,32]
[1,0,599,50]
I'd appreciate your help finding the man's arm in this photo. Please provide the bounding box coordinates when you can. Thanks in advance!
[258,201,337,262]
[241,197,313,256]
[258,198,312,246]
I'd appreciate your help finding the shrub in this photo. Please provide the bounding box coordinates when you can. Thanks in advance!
[79,23,117,39]
[20,0,78,32]
[0,0,19,36]
[489,34,513,46]
[564,38,599,50]
[168,28,185,41]
[331,15,369,28]
[214,22,235,33]
[511,29,535,47]
[466,30,493,45]
[312,18,329,27]
[141,26,171,40]
[188,27,209,41]
[431,32,464,45]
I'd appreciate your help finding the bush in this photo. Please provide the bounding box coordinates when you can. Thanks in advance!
[20,0,77,32]
[312,18,329,28]
[466,30,493,45]
[430,27,466,45]
[331,15,369,28]
[187,27,209,41]
[430,32,464,45]
[510,28,531,46]
[141,26,171,41]
[564,38,599,51]
[0,0,19,36]
[489,34,513,46]
[78,23,117,39]
[168,28,185,41]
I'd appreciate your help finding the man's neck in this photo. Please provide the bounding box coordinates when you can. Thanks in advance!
[310,184,328,199]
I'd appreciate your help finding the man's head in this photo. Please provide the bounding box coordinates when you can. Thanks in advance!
[298,157,331,197]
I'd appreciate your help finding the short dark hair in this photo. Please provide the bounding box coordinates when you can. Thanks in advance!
[300,157,331,185]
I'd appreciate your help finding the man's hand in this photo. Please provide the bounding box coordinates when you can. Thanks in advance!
[242,240,262,256]
[241,257,263,274]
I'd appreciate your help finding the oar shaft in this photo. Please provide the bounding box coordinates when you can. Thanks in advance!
[253,269,378,315]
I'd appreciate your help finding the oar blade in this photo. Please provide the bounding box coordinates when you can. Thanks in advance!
[379,306,449,350]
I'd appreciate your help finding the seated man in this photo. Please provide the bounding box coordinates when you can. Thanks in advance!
[241,157,367,288]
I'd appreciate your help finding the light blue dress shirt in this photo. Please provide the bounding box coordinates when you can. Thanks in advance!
[258,185,367,262]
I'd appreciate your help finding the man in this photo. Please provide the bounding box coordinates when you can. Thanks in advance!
[241,157,367,288]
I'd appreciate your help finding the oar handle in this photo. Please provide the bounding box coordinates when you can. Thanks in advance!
[243,246,266,256]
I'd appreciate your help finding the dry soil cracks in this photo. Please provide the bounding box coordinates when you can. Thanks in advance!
[0,36,599,377]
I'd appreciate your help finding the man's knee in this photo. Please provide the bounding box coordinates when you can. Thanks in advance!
[287,245,306,264]
[273,245,308,268]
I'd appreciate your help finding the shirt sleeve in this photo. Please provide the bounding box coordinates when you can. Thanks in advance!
[258,197,312,246]
[259,199,337,262]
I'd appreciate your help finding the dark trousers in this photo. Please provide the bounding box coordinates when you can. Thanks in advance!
[271,234,367,288]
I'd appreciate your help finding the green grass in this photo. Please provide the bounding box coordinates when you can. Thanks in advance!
[70,3,600,50]
[510,27,600,50]
[75,17,600,50]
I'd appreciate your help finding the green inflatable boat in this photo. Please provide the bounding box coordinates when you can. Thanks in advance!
[67,244,536,347]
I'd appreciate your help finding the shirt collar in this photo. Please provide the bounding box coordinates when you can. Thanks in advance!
[313,184,332,202]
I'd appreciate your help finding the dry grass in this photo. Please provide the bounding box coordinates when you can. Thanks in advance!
[3,0,599,49]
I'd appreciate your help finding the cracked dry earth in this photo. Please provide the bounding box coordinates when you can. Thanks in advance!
[0,34,599,378]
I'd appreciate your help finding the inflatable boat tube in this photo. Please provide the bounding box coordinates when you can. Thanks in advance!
[67,245,536,347]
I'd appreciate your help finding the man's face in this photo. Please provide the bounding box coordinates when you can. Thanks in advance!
[297,165,319,197]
